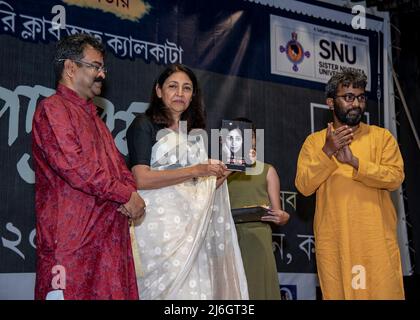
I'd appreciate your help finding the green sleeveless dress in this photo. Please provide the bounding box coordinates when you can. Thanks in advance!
[227,162,281,300]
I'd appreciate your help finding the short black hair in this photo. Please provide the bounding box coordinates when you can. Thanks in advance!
[325,68,367,99]
[53,34,106,82]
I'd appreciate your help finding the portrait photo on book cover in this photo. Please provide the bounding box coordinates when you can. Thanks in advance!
[220,119,253,171]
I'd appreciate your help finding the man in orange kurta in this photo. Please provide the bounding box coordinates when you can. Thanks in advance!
[295,69,405,299]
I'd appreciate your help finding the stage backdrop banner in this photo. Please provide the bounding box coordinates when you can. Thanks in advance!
[1,0,402,300]
[270,15,372,90]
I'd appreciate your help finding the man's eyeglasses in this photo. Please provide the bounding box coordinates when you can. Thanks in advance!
[57,58,107,74]
[335,93,367,103]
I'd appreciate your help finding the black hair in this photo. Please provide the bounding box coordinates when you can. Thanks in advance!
[53,33,105,83]
[325,68,367,99]
[146,63,206,131]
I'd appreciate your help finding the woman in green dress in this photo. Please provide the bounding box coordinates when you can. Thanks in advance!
[227,118,290,300]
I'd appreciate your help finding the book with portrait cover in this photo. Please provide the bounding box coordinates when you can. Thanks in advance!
[220,119,253,171]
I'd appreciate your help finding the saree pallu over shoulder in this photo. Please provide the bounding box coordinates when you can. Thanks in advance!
[132,130,249,300]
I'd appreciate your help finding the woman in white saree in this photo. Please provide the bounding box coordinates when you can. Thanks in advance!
[126,64,248,300]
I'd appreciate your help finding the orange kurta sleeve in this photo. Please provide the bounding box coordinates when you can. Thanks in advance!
[353,129,404,191]
[295,132,338,196]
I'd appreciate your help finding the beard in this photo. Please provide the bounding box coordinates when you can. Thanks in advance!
[333,102,364,126]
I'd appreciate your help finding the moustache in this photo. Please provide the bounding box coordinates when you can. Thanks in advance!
[347,107,362,115]
[94,77,104,83]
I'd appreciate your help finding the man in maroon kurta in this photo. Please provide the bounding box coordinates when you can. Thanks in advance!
[32,34,145,299]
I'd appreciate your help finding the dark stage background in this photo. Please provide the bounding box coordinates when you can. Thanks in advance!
[1,0,415,299]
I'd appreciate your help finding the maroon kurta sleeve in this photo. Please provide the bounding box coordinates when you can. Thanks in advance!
[33,98,133,204]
